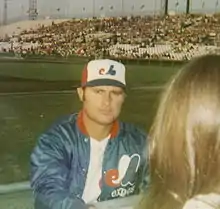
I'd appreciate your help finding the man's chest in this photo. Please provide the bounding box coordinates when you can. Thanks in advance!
[68,139,145,199]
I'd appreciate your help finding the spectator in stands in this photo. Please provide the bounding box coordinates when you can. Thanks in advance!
[139,54,220,209]
[30,59,148,209]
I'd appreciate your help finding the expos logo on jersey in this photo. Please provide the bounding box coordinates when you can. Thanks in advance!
[103,154,141,198]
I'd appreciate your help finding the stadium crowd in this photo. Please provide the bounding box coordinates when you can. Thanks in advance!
[1,13,220,60]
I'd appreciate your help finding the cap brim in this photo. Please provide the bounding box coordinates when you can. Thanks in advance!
[82,79,126,88]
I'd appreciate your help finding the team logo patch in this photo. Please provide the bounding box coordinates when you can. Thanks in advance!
[99,65,116,75]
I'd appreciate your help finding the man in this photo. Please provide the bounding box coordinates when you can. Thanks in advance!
[30,59,148,209]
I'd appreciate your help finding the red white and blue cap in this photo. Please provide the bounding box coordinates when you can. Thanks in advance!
[81,59,126,88]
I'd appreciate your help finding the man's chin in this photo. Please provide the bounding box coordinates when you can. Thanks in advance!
[97,116,116,126]
[98,120,115,126]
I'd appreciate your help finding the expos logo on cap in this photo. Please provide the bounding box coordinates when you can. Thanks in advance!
[81,59,126,88]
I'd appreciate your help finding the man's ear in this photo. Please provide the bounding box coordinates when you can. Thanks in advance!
[77,87,84,102]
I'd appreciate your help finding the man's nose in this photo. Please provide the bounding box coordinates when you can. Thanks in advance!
[103,93,112,106]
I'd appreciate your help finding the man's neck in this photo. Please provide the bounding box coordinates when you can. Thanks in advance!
[83,114,112,141]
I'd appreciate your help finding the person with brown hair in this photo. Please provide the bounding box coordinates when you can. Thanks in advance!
[139,54,220,209]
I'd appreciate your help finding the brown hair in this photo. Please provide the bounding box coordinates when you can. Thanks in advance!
[140,54,220,209]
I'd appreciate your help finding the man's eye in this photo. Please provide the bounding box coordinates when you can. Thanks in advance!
[112,91,123,96]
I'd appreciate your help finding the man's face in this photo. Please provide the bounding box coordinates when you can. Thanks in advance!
[77,86,125,125]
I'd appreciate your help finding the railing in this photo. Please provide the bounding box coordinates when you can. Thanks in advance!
[0,181,30,194]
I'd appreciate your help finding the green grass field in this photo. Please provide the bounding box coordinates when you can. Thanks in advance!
[0,61,179,86]
[0,60,182,184]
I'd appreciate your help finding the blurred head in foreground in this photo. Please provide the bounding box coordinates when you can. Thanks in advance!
[140,54,220,209]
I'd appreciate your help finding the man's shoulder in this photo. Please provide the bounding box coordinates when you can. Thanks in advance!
[36,113,81,147]
[119,121,147,139]
[41,113,79,136]
[119,122,147,158]
[50,113,78,128]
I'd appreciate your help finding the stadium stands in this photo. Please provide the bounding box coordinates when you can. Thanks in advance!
[1,14,220,60]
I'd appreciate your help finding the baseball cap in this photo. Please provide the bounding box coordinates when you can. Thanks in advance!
[81,59,126,88]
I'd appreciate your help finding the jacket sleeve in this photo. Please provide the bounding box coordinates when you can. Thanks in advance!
[30,126,87,209]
